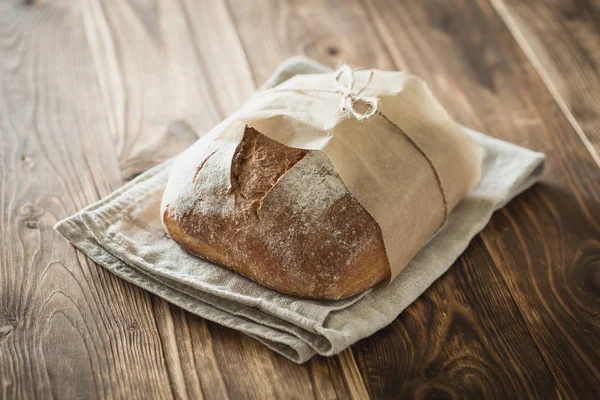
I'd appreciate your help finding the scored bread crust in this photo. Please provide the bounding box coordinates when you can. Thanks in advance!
[163,126,390,300]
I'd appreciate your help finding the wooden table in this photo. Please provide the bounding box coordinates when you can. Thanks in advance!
[1,0,599,398]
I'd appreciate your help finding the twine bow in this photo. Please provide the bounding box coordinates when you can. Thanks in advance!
[334,65,379,121]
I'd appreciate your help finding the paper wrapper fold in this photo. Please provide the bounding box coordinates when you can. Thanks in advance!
[162,68,484,281]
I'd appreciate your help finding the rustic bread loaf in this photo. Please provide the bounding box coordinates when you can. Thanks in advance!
[162,125,390,299]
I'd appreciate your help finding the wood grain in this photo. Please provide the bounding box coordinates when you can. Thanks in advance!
[79,0,223,179]
[0,0,173,398]
[492,0,600,168]
[223,0,395,82]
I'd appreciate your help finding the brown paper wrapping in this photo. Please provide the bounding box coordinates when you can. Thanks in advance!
[162,68,483,282]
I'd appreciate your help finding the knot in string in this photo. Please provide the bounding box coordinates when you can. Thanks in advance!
[335,65,379,121]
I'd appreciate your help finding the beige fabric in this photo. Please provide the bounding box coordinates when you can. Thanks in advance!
[163,66,483,280]
[55,57,545,363]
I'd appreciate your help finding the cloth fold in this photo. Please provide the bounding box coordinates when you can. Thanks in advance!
[55,57,546,363]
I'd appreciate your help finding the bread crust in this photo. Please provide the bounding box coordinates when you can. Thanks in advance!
[163,126,390,300]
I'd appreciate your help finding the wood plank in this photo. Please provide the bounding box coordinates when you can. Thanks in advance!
[491,0,600,168]
[80,0,368,398]
[223,0,396,82]
[79,0,223,180]
[359,0,600,397]
[0,0,174,398]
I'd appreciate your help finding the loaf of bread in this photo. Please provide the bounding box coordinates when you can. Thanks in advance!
[161,67,483,300]
[162,125,390,299]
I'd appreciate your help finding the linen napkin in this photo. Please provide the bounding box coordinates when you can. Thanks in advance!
[55,57,546,363]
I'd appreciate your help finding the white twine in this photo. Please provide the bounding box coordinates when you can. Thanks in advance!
[256,64,380,121]
[333,65,379,120]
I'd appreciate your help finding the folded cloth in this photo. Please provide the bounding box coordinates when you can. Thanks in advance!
[54,57,546,363]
